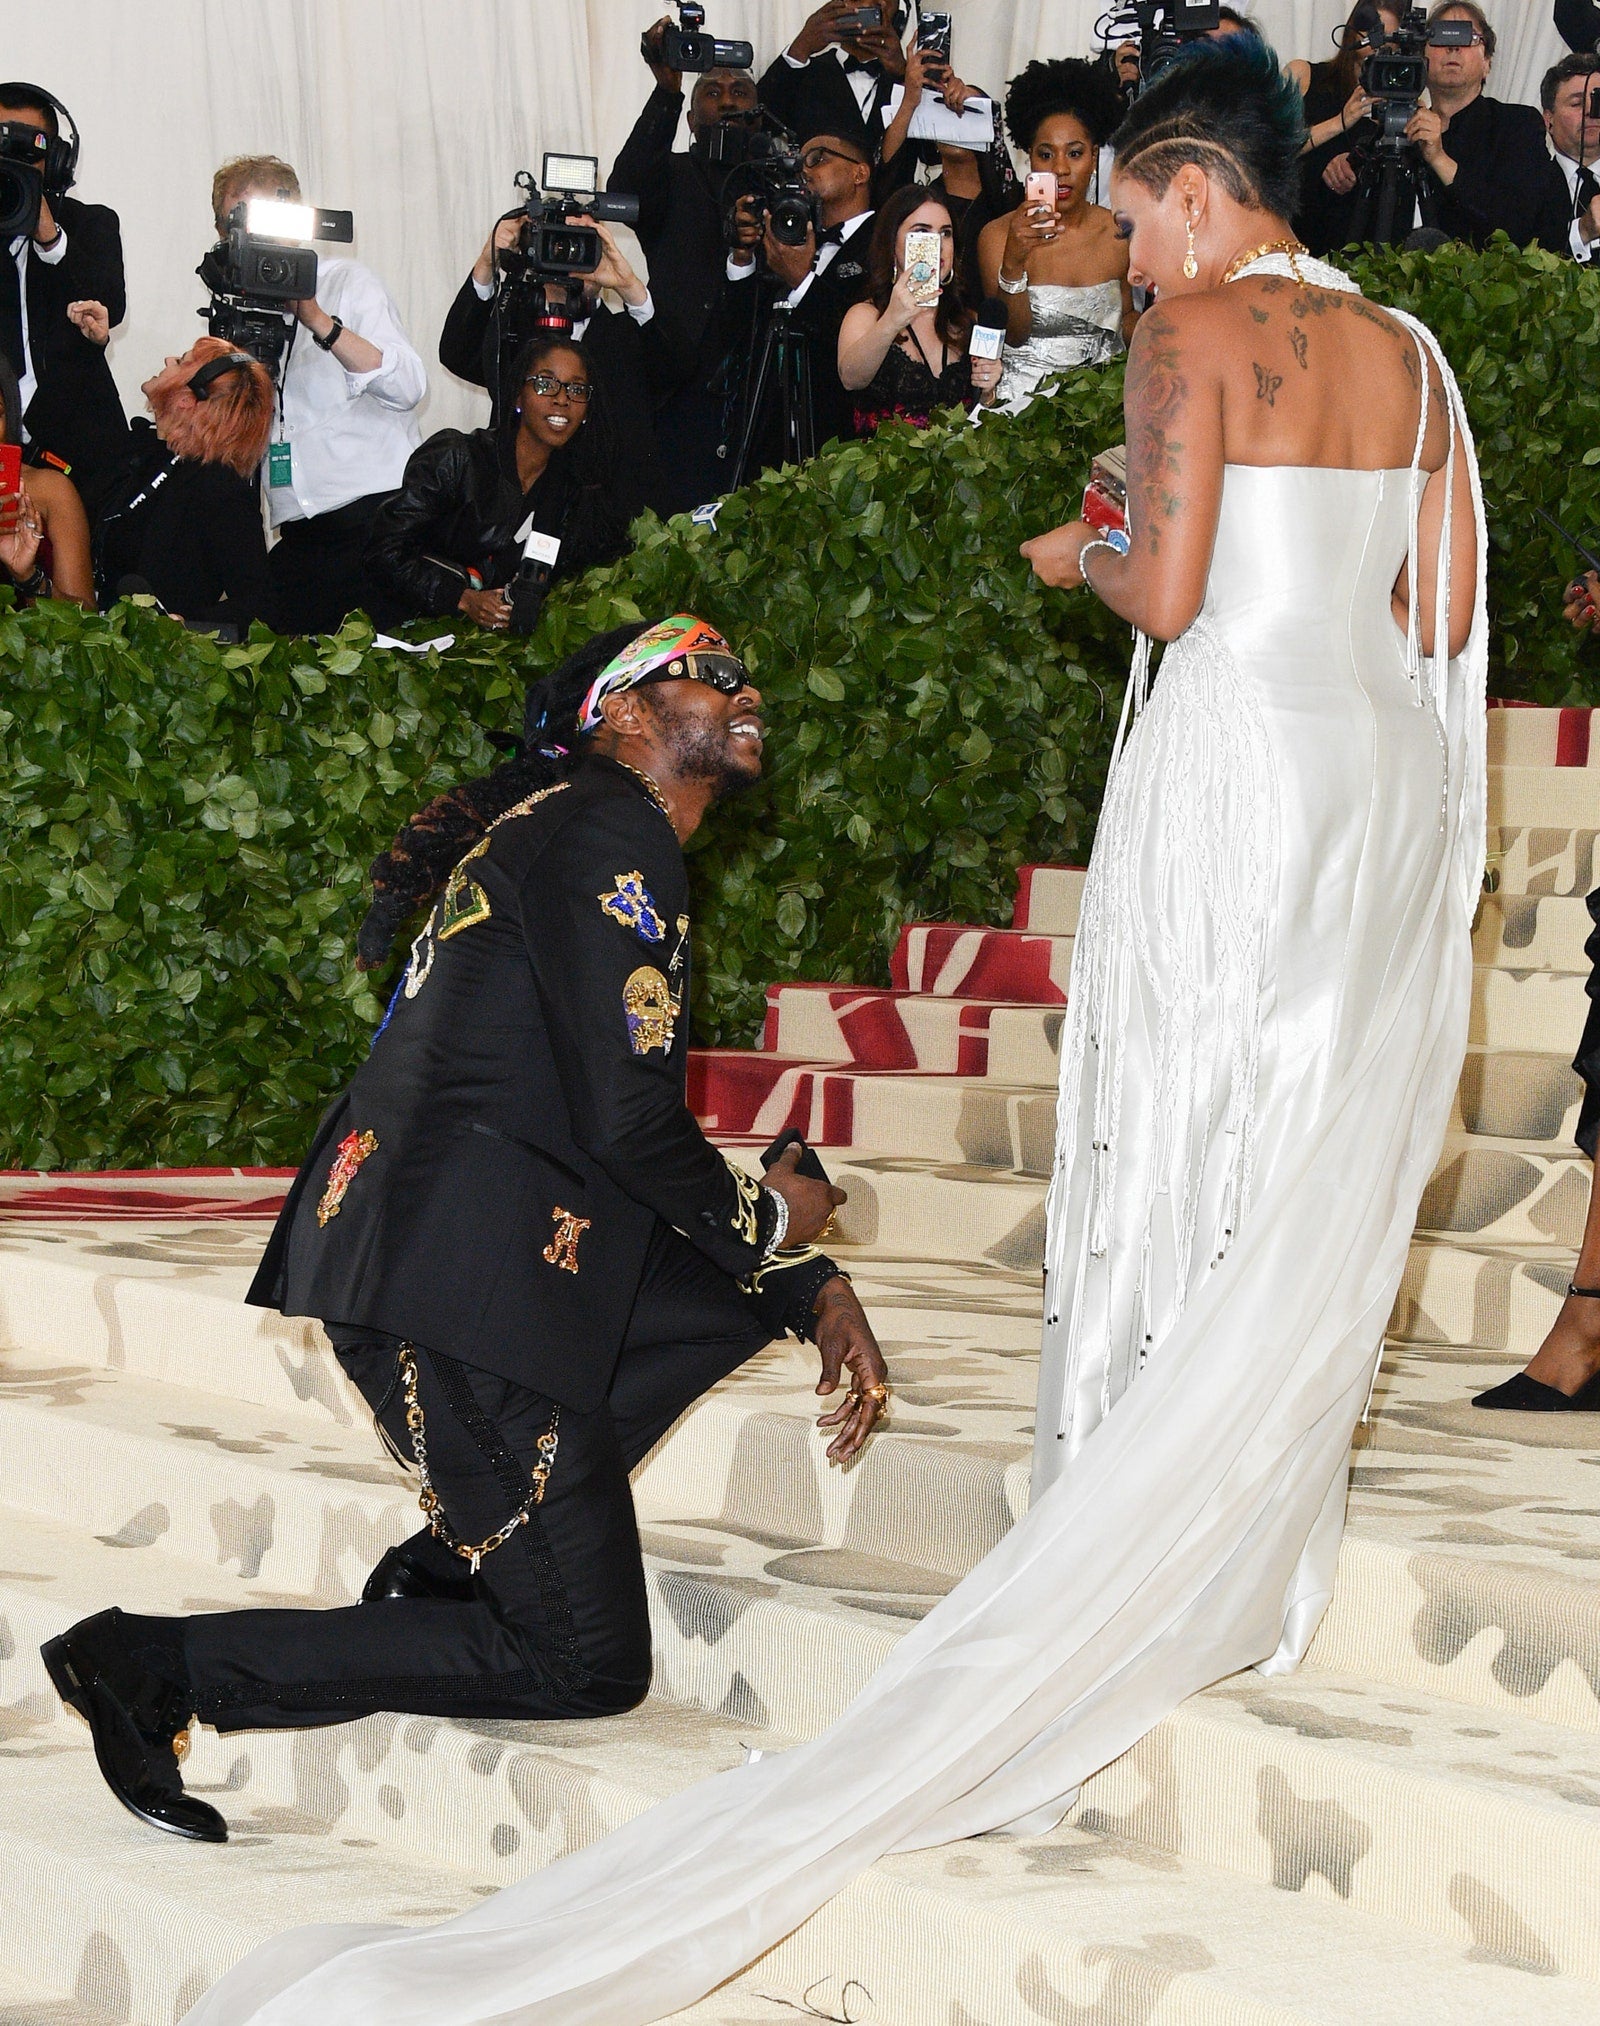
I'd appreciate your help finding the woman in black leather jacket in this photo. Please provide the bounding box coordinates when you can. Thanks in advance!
[365,333,633,630]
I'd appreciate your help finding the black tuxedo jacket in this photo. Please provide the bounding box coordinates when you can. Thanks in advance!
[1433,95,1574,252]
[608,87,731,382]
[249,758,831,1407]
[0,195,129,512]
[757,51,896,155]
[1558,0,1600,52]
[437,280,681,519]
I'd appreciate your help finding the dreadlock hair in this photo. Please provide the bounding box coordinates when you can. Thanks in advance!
[355,619,652,970]
[1111,34,1306,223]
[1004,57,1125,156]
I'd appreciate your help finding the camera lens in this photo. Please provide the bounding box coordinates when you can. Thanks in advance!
[0,161,40,241]
[255,253,296,288]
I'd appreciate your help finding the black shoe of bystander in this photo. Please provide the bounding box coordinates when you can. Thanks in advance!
[1471,1369,1600,1411]
[41,1607,227,1842]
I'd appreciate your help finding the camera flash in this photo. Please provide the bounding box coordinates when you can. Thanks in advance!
[246,198,316,241]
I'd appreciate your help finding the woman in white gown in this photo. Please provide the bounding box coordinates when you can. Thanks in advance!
[187,40,1485,2025]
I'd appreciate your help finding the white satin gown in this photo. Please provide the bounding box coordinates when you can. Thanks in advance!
[185,255,1488,2025]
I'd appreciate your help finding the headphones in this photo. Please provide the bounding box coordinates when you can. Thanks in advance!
[189,352,257,401]
[0,82,79,196]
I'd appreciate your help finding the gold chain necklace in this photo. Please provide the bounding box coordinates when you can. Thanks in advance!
[616,760,674,825]
[1220,237,1309,287]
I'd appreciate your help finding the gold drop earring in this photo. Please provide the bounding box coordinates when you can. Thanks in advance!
[1183,213,1199,281]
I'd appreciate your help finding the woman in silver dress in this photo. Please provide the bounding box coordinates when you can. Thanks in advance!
[977,59,1137,414]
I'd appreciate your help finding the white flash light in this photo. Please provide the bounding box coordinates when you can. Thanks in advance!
[245,198,316,241]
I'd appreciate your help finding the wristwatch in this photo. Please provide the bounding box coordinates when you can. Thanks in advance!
[313,316,345,352]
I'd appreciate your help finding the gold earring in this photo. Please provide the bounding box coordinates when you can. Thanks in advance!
[1183,214,1199,280]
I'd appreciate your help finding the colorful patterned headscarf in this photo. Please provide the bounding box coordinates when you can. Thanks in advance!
[576,614,746,734]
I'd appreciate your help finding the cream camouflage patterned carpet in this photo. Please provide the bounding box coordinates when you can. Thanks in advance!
[5,703,1600,2023]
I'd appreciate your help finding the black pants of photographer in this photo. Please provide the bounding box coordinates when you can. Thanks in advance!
[172,1225,770,1732]
[266,490,392,636]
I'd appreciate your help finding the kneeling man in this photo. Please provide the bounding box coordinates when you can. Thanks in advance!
[44,614,889,1841]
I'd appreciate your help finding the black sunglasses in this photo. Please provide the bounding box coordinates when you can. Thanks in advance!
[633,650,749,696]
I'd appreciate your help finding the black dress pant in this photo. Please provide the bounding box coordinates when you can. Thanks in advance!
[266,490,391,636]
[179,1224,770,1732]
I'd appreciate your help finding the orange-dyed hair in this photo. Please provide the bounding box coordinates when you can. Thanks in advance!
[146,336,275,478]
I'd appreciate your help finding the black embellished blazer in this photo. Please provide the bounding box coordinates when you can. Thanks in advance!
[248,755,832,1406]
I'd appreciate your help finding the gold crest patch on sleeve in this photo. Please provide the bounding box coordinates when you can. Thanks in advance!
[623,966,677,1055]
[317,1129,379,1227]
[438,834,492,941]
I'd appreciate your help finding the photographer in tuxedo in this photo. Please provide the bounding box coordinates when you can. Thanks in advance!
[759,1,908,162]
[1539,52,1600,261]
[727,130,875,470]
[608,23,759,512]
[43,616,890,1843]
[0,83,128,515]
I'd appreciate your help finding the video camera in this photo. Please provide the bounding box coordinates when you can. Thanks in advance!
[507,155,641,285]
[1096,2,1222,86]
[717,114,819,250]
[1358,6,1477,150]
[656,1,755,74]
[197,197,354,376]
[0,123,53,240]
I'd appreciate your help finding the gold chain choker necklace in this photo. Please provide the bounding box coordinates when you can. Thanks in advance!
[617,760,674,824]
[1220,238,1309,286]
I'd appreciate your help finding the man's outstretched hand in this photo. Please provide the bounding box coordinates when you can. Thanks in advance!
[812,1275,889,1463]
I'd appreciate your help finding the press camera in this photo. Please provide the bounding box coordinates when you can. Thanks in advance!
[717,116,819,249]
[1096,2,1222,85]
[507,155,641,282]
[656,2,755,73]
[1358,6,1477,149]
[197,197,354,375]
[0,122,51,239]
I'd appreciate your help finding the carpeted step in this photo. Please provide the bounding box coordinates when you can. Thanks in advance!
[1473,892,1594,971]
[1451,1046,1581,1144]
[1486,703,1598,770]
[1416,1132,1593,1247]
[1010,862,1087,935]
[1389,1233,1567,1351]
[1488,824,1599,899]
[1489,764,1600,829]
[889,922,1072,1002]
[0,1963,101,2025]
[1469,963,1589,1051]
[761,984,1065,1083]
[1077,1661,1600,1982]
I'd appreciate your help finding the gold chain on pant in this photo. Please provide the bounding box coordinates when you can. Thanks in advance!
[397,1342,560,1575]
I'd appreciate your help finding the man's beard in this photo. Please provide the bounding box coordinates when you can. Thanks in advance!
[651,703,759,801]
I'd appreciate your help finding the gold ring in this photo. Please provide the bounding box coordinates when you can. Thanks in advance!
[862,1382,890,1407]
[818,1211,839,1241]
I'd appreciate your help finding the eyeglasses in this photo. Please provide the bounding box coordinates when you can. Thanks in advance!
[800,145,859,171]
[524,371,593,403]
[634,650,750,696]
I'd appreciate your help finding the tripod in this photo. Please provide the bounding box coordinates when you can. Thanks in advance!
[727,288,816,491]
[1346,135,1438,249]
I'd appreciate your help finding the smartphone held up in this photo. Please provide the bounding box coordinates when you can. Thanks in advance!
[903,227,943,307]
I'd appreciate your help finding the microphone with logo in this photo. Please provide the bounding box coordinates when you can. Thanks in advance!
[968,296,1008,412]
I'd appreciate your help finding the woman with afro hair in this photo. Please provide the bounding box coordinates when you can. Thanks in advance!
[978,56,1137,414]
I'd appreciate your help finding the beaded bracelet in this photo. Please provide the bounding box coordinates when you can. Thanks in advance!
[1079,530,1130,585]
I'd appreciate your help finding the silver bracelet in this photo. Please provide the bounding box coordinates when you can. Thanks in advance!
[761,1184,790,1258]
[1078,532,1130,584]
[997,269,1028,295]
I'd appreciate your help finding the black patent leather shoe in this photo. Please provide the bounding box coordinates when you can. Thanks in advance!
[1472,1369,1600,1411]
[360,1542,482,1604]
[41,1608,227,1843]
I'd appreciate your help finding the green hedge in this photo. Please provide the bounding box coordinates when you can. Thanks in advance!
[0,238,1594,1168]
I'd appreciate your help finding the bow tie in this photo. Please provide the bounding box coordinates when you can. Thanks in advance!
[817,223,848,248]
[839,53,880,75]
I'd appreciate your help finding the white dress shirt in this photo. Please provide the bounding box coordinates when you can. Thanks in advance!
[783,44,882,125]
[1551,144,1600,260]
[269,256,426,527]
[8,226,68,431]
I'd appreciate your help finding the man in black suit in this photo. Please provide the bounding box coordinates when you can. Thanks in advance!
[609,25,760,512]
[1404,3,1571,248]
[1539,51,1600,260]
[42,617,890,1843]
[759,0,908,163]
[728,131,875,473]
[0,84,127,515]
[439,214,685,519]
